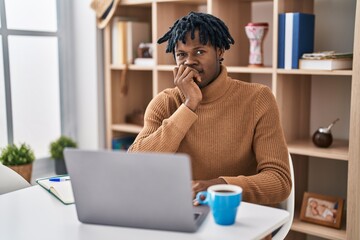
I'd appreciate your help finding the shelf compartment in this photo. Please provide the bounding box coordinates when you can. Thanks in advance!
[112,123,143,134]
[291,217,346,240]
[288,139,349,161]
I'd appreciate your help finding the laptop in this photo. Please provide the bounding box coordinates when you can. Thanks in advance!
[63,149,209,232]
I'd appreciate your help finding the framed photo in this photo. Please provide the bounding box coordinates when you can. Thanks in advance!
[300,192,344,229]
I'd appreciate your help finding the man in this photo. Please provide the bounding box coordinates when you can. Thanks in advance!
[128,11,291,205]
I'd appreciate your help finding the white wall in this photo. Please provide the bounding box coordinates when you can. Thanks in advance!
[71,0,104,149]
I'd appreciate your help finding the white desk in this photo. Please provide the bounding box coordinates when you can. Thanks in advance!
[0,186,289,240]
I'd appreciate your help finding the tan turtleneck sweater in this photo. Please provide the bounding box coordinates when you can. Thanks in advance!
[128,65,291,205]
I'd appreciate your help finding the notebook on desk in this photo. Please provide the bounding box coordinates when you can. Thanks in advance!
[63,149,209,232]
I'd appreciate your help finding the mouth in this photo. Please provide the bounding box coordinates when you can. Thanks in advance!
[186,66,203,74]
[196,69,204,75]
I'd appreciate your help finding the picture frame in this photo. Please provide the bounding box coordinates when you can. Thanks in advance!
[300,192,344,229]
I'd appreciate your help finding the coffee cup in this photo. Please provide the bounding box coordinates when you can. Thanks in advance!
[196,184,242,225]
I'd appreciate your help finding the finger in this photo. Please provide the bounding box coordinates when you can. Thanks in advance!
[193,73,202,83]
[185,67,201,83]
[179,66,193,80]
[173,66,179,79]
[175,65,189,84]
[192,181,200,190]
[193,199,200,206]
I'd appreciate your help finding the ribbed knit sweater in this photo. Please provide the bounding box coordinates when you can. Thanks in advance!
[128,65,291,205]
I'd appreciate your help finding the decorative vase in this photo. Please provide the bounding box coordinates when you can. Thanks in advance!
[9,163,33,183]
[55,158,68,175]
[245,22,269,67]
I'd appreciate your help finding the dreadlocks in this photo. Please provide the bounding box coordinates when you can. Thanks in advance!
[157,11,235,53]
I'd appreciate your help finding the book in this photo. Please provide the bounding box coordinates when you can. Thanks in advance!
[36,175,74,205]
[278,13,286,69]
[299,58,353,70]
[112,17,128,65]
[278,12,315,69]
[112,136,136,150]
[301,51,353,60]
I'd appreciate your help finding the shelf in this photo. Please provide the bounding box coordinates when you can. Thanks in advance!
[156,0,207,3]
[121,0,152,6]
[291,217,346,240]
[157,65,176,71]
[110,64,154,71]
[156,65,273,74]
[227,66,273,74]
[277,69,352,76]
[288,139,349,161]
[103,1,360,238]
[112,123,143,134]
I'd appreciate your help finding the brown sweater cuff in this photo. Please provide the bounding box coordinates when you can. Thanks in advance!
[169,104,198,134]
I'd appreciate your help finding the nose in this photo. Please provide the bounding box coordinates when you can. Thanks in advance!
[184,54,198,66]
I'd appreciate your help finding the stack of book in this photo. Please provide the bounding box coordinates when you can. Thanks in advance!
[278,12,315,69]
[299,51,353,70]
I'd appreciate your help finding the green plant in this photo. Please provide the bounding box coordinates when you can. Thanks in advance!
[50,136,77,159]
[0,143,35,166]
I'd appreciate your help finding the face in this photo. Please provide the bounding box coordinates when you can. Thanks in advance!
[174,30,224,88]
[310,200,318,207]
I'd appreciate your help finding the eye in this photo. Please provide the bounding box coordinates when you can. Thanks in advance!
[196,50,205,55]
[176,52,187,59]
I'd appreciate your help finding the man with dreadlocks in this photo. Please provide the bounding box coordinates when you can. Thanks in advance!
[128,12,291,206]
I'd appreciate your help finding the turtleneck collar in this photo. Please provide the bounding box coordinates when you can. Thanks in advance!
[200,65,231,103]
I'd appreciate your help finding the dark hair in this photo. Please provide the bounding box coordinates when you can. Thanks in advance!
[157,11,234,53]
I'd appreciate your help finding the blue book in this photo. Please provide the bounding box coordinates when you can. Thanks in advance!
[278,14,286,68]
[112,136,136,150]
[278,13,315,69]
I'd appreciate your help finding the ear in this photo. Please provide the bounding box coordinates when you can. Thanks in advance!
[217,48,225,59]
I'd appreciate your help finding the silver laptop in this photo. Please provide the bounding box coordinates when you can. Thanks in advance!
[64,149,209,232]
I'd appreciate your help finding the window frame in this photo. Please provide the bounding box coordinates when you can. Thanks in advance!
[0,0,75,150]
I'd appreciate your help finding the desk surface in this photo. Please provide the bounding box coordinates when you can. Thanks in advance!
[0,186,289,240]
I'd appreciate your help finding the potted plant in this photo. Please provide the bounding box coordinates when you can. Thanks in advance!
[0,143,35,182]
[50,136,77,174]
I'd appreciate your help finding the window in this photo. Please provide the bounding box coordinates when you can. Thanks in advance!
[0,0,71,158]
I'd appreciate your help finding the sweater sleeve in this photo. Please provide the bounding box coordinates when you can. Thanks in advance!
[222,87,292,205]
[128,92,197,153]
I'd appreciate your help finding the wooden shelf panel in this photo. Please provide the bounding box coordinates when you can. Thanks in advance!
[110,65,353,76]
[291,217,346,240]
[156,65,273,74]
[156,0,206,3]
[110,64,154,71]
[121,0,152,6]
[157,65,176,71]
[155,0,272,2]
[277,69,352,76]
[112,123,143,134]
[288,139,349,161]
[227,66,273,74]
